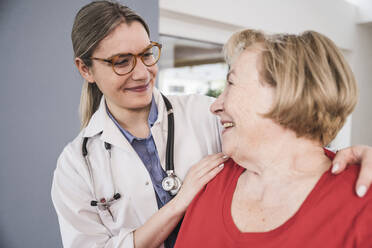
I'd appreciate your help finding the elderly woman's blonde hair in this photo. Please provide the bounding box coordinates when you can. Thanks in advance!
[224,29,358,146]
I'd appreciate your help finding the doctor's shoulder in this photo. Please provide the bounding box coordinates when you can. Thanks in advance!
[52,129,95,209]
[167,94,217,121]
[54,131,89,181]
[167,94,221,149]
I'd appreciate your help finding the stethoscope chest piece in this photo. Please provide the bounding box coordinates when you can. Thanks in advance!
[83,94,182,211]
[160,94,182,196]
[162,170,182,196]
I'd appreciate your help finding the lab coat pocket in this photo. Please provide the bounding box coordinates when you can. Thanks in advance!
[98,195,140,236]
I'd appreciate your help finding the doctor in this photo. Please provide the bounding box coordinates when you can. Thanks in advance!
[52,2,224,248]
[52,1,372,248]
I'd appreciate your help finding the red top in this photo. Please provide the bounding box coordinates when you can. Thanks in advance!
[175,150,372,248]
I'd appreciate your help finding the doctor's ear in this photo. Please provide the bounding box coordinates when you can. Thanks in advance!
[75,57,95,83]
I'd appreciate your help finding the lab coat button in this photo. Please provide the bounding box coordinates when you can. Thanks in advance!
[145,181,149,185]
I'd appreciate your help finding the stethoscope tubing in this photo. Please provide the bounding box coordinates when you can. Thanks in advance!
[83,137,121,208]
[161,94,175,173]
[81,94,179,209]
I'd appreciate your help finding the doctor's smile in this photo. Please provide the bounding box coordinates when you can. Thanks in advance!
[123,82,151,93]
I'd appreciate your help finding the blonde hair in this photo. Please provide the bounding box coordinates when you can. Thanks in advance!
[71,1,150,128]
[224,29,358,145]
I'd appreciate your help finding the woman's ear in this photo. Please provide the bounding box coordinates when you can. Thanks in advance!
[75,57,95,83]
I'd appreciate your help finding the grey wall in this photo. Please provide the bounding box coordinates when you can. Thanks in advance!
[0,0,159,247]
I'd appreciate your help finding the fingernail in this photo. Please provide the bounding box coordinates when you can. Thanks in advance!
[331,163,339,174]
[357,185,367,198]
[222,155,229,159]
[218,163,224,168]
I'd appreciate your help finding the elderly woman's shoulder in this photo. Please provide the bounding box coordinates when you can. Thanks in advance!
[330,165,372,203]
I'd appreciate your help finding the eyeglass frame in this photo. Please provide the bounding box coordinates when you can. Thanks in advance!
[89,41,162,76]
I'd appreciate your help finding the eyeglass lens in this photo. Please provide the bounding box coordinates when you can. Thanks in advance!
[112,45,160,75]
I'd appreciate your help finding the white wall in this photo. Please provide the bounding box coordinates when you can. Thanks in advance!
[160,0,372,146]
[159,8,243,45]
[353,0,372,24]
[160,0,356,49]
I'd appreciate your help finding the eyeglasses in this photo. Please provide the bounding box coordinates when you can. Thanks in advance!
[90,41,162,76]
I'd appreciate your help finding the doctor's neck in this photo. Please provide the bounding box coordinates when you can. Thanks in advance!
[106,101,151,138]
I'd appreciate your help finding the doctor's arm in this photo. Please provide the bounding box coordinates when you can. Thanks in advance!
[332,145,372,197]
[133,153,227,248]
[52,146,227,248]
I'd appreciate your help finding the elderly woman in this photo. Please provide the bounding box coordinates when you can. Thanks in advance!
[175,30,372,247]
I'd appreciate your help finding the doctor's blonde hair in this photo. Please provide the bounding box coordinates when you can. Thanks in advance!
[71,0,150,128]
[224,29,357,146]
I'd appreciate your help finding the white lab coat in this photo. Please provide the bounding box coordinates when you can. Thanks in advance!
[51,88,222,248]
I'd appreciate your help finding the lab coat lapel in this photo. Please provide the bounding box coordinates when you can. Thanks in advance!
[151,88,168,171]
[110,139,159,224]
[83,91,166,222]
[100,113,133,153]
[83,97,130,151]
[85,91,168,156]
[89,97,132,153]
[99,91,163,222]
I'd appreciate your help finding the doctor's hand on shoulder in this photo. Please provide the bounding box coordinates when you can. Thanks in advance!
[133,153,228,248]
[332,145,372,197]
[172,153,228,212]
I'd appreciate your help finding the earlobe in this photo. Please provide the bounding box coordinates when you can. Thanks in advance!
[75,58,95,83]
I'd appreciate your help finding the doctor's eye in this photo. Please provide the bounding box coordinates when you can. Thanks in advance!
[141,49,155,63]
[141,45,160,66]
[143,51,154,58]
[142,52,154,59]
[113,55,132,67]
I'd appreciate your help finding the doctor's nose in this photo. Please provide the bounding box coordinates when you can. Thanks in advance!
[131,58,150,81]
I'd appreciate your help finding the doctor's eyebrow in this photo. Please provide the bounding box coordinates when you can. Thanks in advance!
[107,43,154,59]
[106,52,131,60]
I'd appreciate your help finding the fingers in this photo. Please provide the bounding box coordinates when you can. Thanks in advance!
[354,146,372,197]
[187,153,224,175]
[183,153,228,189]
[331,147,359,174]
[198,161,225,186]
[355,164,372,198]
[332,145,372,197]
[196,153,228,179]
[174,153,229,210]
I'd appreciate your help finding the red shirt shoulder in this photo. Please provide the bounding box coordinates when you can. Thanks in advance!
[175,154,372,248]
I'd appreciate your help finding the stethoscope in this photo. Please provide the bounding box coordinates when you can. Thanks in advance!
[82,94,182,213]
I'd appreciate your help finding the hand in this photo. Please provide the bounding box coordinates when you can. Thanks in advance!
[332,145,372,197]
[133,154,227,248]
[173,153,228,213]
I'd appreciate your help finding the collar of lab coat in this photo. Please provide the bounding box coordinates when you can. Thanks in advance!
[82,87,167,151]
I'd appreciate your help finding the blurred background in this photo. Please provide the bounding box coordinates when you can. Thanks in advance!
[0,0,371,247]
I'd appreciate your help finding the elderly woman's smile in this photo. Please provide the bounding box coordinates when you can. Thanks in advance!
[221,121,235,132]
[211,46,275,161]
